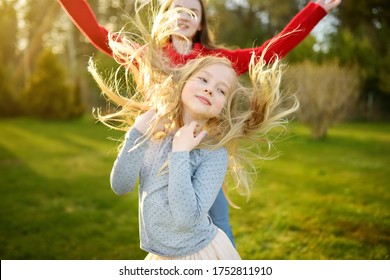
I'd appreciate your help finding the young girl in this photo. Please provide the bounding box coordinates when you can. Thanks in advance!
[59,0,340,246]
[88,5,298,259]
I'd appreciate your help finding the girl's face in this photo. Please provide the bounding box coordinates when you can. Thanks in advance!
[170,0,202,40]
[181,63,235,123]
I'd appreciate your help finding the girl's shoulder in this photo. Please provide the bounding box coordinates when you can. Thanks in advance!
[188,147,228,173]
[191,147,228,163]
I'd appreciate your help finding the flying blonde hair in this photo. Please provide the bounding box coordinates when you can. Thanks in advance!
[88,0,299,207]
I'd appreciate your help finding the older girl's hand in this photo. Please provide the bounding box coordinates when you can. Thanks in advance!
[315,0,342,12]
[133,109,157,134]
[172,121,207,152]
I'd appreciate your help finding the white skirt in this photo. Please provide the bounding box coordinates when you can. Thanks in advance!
[145,229,241,260]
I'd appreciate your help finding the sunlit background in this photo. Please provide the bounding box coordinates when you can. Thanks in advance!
[0,0,389,260]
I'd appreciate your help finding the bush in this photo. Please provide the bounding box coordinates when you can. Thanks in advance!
[284,60,361,139]
[21,49,84,120]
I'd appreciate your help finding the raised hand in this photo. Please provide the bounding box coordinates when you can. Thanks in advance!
[172,121,207,152]
[315,0,342,12]
[133,109,157,134]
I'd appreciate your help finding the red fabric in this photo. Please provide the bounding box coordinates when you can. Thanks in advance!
[58,0,327,75]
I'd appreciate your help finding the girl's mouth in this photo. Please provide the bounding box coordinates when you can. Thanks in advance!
[178,24,188,29]
[196,95,211,105]
[177,20,189,29]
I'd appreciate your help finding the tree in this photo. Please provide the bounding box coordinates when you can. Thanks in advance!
[0,1,17,65]
[208,0,300,48]
[0,53,20,117]
[326,0,390,114]
[337,0,389,48]
[12,1,60,86]
[0,1,19,117]
[284,60,360,139]
[22,49,84,120]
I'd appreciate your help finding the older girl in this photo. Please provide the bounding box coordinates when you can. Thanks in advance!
[58,0,341,74]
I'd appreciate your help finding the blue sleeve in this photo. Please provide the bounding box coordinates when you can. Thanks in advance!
[167,148,228,229]
[209,189,235,246]
[110,128,149,195]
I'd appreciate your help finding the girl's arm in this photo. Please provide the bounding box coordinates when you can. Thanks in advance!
[216,1,336,75]
[110,128,148,195]
[58,0,113,56]
[110,109,156,194]
[168,148,229,229]
[167,121,227,229]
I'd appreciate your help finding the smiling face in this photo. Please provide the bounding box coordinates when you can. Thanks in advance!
[181,62,236,124]
[170,0,202,41]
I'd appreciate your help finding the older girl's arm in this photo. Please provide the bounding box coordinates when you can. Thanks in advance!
[216,1,328,75]
[58,0,113,56]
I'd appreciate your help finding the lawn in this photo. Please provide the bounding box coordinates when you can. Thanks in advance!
[0,117,389,259]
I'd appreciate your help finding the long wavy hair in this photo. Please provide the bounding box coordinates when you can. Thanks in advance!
[88,0,298,207]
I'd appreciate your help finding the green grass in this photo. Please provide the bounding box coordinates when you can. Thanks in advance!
[0,117,389,259]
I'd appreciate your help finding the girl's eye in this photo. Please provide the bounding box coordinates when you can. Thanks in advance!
[198,77,207,83]
[217,88,226,95]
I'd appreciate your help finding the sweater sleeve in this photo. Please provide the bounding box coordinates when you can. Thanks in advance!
[58,0,113,56]
[110,128,149,195]
[167,148,228,229]
[215,2,328,75]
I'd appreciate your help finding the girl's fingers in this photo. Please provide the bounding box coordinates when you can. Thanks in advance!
[188,121,198,130]
[195,130,207,142]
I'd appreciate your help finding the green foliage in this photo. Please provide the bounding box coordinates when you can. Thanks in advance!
[329,0,390,97]
[378,44,390,94]
[0,118,388,259]
[209,0,300,48]
[210,0,266,48]
[327,29,379,89]
[21,49,84,120]
[326,27,390,108]
[337,0,389,38]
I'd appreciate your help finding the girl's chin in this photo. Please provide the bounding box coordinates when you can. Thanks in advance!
[176,30,195,38]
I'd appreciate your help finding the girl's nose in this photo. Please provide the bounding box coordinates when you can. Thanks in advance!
[204,88,213,95]
[179,10,191,20]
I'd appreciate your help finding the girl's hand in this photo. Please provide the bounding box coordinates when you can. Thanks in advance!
[133,109,157,134]
[172,121,207,152]
[315,0,341,12]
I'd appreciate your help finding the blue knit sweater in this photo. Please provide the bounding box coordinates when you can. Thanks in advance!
[110,128,228,257]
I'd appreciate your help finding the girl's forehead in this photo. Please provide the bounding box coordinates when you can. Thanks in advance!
[171,0,202,11]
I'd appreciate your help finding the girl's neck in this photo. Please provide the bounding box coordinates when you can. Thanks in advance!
[171,35,193,55]
[182,111,207,129]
